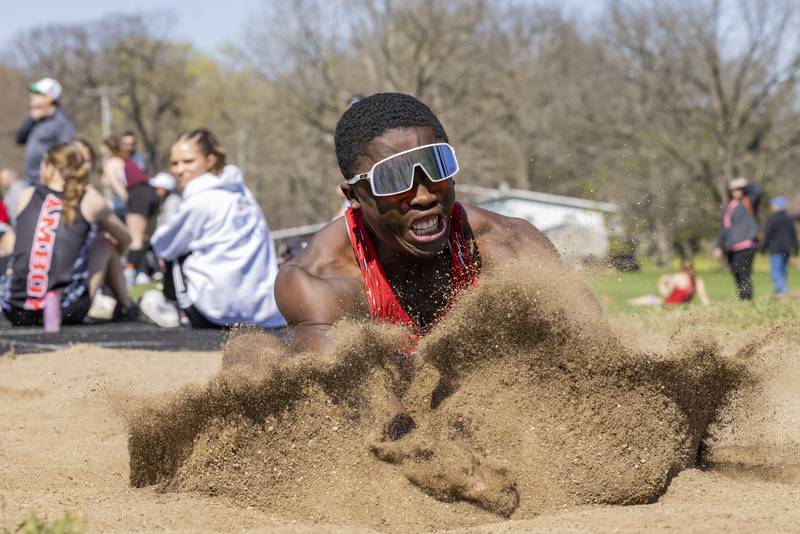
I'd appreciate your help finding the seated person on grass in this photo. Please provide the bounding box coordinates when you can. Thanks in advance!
[149,128,285,330]
[627,258,710,307]
[2,141,136,326]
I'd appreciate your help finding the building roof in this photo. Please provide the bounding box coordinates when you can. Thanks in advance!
[457,184,618,213]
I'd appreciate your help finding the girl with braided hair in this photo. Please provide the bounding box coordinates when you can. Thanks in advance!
[2,140,137,326]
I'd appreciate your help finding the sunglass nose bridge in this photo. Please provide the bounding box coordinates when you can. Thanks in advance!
[411,162,436,185]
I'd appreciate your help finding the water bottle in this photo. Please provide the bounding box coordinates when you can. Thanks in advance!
[44,290,61,333]
[124,263,136,288]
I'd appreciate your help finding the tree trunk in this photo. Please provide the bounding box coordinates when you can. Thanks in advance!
[652,219,673,267]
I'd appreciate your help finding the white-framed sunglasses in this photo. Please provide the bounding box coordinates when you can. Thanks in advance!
[346,142,459,197]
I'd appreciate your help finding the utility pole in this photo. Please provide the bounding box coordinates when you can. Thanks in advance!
[83,86,124,138]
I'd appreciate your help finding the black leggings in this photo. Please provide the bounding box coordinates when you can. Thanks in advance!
[727,248,756,301]
[3,290,91,326]
[164,258,227,330]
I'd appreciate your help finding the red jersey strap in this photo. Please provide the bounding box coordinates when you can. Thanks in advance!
[344,203,478,334]
[664,274,696,305]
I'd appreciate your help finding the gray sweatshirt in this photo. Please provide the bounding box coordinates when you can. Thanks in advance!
[16,109,76,184]
[717,182,762,252]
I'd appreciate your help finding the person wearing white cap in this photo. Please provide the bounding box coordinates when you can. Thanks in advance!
[15,77,76,184]
[150,172,181,227]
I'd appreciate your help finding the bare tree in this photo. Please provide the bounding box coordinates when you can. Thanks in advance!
[0,63,28,172]
[602,0,800,262]
[8,11,196,170]
[5,0,799,244]
[95,12,193,169]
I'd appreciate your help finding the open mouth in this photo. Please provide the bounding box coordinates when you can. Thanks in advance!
[408,214,446,242]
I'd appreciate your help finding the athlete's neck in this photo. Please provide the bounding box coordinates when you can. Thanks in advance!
[43,179,64,192]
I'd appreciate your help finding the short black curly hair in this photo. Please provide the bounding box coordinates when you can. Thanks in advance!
[334,92,449,179]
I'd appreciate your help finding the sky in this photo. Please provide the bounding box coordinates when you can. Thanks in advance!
[0,0,261,53]
[0,0,607,54]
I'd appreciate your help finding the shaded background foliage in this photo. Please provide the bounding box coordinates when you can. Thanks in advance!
[1,0,799,263]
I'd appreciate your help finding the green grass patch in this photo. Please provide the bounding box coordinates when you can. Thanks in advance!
[127,281,159,302]
[588,252,800,328]
[4,512,84,534]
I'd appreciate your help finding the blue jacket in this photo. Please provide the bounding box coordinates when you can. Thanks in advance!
[763,211,798,256]
[16,109,76,184]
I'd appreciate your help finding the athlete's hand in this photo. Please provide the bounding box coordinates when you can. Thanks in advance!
[712,247,723,260]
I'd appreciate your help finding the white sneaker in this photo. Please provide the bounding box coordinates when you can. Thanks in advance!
[139,289,180,328]
[88,293,116,321]
[134,272,152,286]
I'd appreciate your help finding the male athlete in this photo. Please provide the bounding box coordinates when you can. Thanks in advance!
[275,93,560,352]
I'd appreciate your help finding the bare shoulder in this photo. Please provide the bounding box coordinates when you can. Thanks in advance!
[275,217,367,326]
[461,203,560,268]
[80,185,111,223]
[103,158,122,171]
[14,187,35,217]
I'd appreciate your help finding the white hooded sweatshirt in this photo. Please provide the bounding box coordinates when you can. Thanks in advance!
[151,165,285,328]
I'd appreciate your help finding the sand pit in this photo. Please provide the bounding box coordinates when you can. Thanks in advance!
[2,264,800,532]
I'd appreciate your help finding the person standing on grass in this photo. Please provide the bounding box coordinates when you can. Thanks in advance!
[762,196,798,296]
[713,177,762,301]
[15,77,75,184]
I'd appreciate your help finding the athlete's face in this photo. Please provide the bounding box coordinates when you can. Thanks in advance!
[170,141,217,189]
[342,126,456,260]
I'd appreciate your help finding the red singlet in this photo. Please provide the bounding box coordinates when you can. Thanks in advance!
[664,276,696,305]
[344,203,479,334]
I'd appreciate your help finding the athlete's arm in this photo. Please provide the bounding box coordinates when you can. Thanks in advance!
[13,187,35,218]
[0,225,14,257]
[274,265,353,353]
[274,219,366,354]
[82,186,131,253]
[696,277,710,305]
[150,197,205,261]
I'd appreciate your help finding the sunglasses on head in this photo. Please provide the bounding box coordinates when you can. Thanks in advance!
[346,143,459,197]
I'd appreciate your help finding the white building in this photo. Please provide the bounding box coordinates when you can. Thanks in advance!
[457,184,618,262]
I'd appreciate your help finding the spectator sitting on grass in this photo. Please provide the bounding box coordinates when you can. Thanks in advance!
[1,141,138,326]
[627,258,710,306]
[146,128,284,329]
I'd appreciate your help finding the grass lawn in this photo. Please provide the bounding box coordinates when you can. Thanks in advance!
[588,253,800,328]
[128,280,159,302]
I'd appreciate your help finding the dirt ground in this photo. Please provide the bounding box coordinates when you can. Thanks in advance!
[2,265,799,533]
[1,328,798,533]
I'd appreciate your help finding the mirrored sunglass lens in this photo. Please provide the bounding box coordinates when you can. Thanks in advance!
[372,145,457,195]
[438,145,458,176]
[419,144,457,181]
[373,159,414,195]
